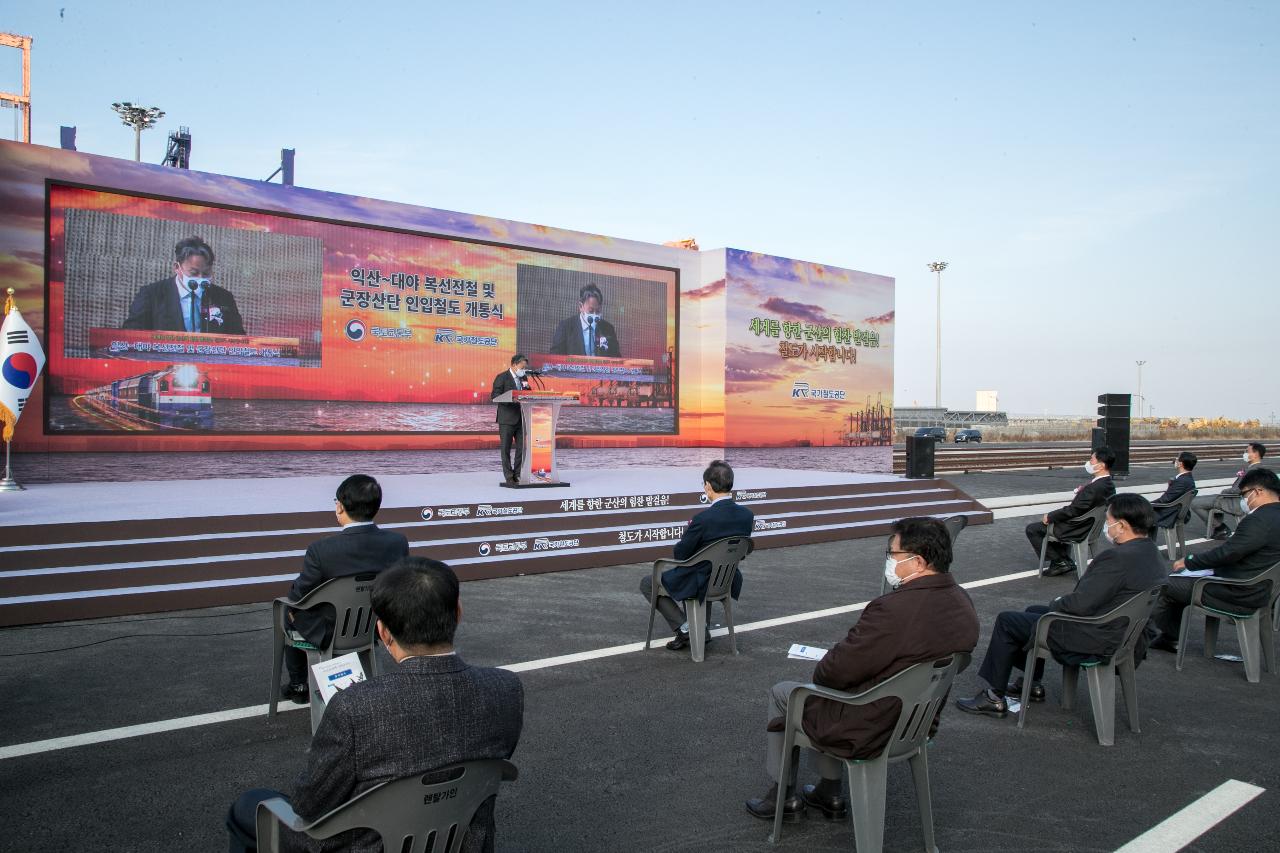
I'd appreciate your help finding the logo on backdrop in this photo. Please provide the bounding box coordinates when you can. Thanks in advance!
[434,328,498,348]
[791,381,846,401]
[420,508,434,521]
[699,493,709,504]
[344,318,366,342]
[478,542,492,556]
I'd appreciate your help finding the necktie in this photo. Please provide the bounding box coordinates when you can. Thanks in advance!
[187,284,199,333]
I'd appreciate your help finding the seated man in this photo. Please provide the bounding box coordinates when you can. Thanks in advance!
[1149,467,1280,652]
[745,517,979,822]
[280,474,409,703]
[123,235,246,335]
[1192,442,1267,539]
[639,459,753,651]
[957,493,1168,717]
[1151,451,1197,530]
[229,558,525,853]
[1025,446,1117,576]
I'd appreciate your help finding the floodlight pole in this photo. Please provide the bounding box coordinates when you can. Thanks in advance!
[110,101,165,162]
[928,262,948,409]
[1135,360,1146,419]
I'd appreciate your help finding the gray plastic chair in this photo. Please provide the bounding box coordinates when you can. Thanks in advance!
[769,653,971,853]
[1037,505,1108,580]
[1176,561,1280,683]
[255,759,518,853]
[645,536,752,662]
[1016,585,1163,746]
[268,573,379,732]
[878,515,968,595]
[1205,491,1245,538]
[1151,489,1198,563]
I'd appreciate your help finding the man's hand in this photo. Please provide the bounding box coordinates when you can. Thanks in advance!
[1042,514,1049,525]
[1172,558,1186,571]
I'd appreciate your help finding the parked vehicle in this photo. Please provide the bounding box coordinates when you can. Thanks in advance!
[913,426,946,442]
[954,428,983,443]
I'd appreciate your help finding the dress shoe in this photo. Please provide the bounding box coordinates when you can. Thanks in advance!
[800,783,848,820]
[745,785,805,822]
[1006,678,1046,702]
[1148,634,1179,653]
[665,629,713,651]
[280,682,309,705]
[955,688,1008,718]
[1209,526,1230,540]
[1041,559,1076,578]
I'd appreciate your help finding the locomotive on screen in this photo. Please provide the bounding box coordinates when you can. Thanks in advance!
[85,365,214,429]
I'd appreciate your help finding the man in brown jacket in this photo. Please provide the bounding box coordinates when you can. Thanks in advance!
[745,516,980,822]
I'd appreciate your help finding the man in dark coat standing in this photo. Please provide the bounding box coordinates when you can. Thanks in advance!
[955,493,1168,718]
[123,236,246,335]
[640,460,754,650]
[1025,446,1117,576]
[230,559,524,853]
[745,516,979,822]
[281,474,410,702]
[490,354,531,484]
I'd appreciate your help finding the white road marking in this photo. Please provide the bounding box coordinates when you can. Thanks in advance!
[1113,779,1265,853]
[0,566,1042,760]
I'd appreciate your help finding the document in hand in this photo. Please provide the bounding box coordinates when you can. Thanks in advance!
[311,652,367,704]
[1173,569,1214,577]
[787,644,827,661]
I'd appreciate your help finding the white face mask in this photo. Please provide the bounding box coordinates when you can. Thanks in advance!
[1243,452,1251,463]
[1084,461,1096,475]
[883,554,919,589]
[180,275,210,293]
[584,312,602,324]
[1103,520,1119,544]
[515,368,527,378]
[1239,496,1251,516]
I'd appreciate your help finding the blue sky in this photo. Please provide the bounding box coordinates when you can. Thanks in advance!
[5,2,1277,420]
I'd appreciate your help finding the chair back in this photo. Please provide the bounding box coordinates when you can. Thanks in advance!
[838,653,970,761]
[943,514,968,544]
[697,536,753,601]
[1177,489,1198,524]
[1108,585,1166,662]
[280,760,518,853]
[297,573,379,654]
[1053,504,1108,544]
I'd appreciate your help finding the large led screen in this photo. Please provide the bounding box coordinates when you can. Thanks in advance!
[44,185,678,435]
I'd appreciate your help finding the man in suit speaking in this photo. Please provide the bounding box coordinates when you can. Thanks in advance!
[491,354,532,485]
[280,474,409,703]
[229,558,525,853]
[123,235,246,335]
[549,283,622,357]
[640,460,754,650]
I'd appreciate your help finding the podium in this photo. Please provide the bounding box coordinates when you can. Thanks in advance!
[491,390,581,487]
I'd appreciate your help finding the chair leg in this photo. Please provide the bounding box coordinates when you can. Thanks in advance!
[769,737,798,844]
[1204,616,1220,659]
[1075,543,1087,579]
[1176,608,1192,672]
[908,748,939,853]
[644,579,659,650]
[1037,534,1050,575]
[1017,650,1039,730]
[1117,658,1140,733]
[722,596,738,655]
[686,600,707,663]
[268,623,284,719]
[307,650,325,734]
[1061,665,1078,711]
[1238,618,1261,683]
[1262,605,1277,673]
[847,759,890,853]
[1085,666,1116,747]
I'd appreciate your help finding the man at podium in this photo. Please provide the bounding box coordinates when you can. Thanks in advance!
[491,354,532,484]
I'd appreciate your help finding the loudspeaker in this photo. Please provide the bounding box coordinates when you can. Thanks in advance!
[1095,393,1131,476]
[905,436,936,479]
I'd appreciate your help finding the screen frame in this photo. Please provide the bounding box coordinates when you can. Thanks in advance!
[42,179,682,438]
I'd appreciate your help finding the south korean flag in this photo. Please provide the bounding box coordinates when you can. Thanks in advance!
[0,302,46,441]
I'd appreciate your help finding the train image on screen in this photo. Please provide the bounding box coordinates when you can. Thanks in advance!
[79,365,215,430]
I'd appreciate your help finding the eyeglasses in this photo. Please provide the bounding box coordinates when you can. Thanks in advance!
[1241,489,1259,501]
[885,549,917,558]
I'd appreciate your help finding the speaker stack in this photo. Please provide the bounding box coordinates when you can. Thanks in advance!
[905,435,936,479]
[1095,393,1131,476]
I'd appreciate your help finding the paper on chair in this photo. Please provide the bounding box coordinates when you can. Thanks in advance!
[311,652,367,704]
[787,644,827,661]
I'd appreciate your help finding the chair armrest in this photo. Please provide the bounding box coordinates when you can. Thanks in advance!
[258,797,306,831]
[1187,572,1267,608]
[1149,501,1175,509]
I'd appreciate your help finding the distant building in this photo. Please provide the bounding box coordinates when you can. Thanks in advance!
[976,390,999,411]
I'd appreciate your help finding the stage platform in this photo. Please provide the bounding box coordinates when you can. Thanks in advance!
[0,467,991,627]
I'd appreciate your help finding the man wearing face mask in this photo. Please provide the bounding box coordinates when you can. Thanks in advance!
[549,283,623,357]
[956,494,1167,718]
[1191,442,1267,540]
[745,517,978,822]
[1151,451,1198,530]
[123,236,246,335]
[1148,467,1280,653]
[491,354,532,485]
[1025,447,1117,577]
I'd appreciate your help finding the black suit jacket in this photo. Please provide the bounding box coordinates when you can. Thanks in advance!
[490,369,530,425]
[1152,472,1196,528]
[1047,475,1116,540]
[285,654,524,853]
[801,573,979,760]
[662,498,754,602]
[1047,537,1169,661]
[549,315,622,357]
[1186,502,1280,611]
[288,524,410,645]
[123,277,246,335]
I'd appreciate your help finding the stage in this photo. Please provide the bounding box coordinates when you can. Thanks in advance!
[0,466,990,627]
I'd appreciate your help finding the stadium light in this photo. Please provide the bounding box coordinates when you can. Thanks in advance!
[928,261,948,408]
[1135,360,1147,419]
[110,101,165,162]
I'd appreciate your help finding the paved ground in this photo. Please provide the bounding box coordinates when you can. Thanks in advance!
[1,458,1277,852]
